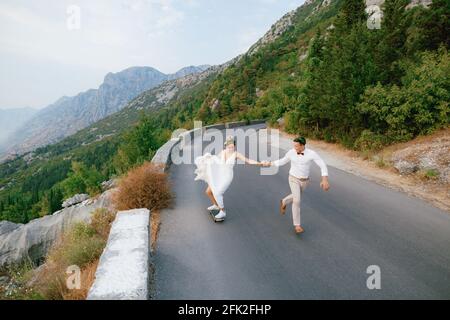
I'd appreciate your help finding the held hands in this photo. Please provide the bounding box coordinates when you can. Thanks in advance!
[260,161,271,167]
[320,176,330,192]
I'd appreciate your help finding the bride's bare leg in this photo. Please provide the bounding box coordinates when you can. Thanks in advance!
[205,186,219,207]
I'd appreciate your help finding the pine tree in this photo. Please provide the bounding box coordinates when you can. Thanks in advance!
[340,0,367,29]
[31,186,39,203]
[415,0,450,51]
[50,188,63,213]
[376,0,409,84]
[308,28,325,68]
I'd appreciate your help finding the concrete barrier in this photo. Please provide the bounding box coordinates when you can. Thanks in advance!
[249,119,267,125]
[151,138,181,172]
[87,209,150,300]
[225,121,247,129]
[152,120,267,170]
[204,123,226,131]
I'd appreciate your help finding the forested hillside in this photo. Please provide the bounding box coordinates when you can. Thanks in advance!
[0,0,448,224]
[195,0,448,148]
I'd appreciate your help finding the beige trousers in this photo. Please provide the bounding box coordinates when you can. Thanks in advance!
[282,175,309,227]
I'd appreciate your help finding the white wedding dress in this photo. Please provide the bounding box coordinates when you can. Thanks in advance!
[194,151,236,209]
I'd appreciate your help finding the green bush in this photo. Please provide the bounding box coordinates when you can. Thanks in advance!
[357,48,450,143]
[354,130,386,151]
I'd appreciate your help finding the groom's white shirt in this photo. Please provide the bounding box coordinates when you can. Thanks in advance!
[273,148,329,179]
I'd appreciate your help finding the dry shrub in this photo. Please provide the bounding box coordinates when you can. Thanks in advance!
[90,208,117,239]
[32,262,67,300]
[113,162,172,211]
[62,261,99,300]
[151,210,161,252]
[33,260,99,301]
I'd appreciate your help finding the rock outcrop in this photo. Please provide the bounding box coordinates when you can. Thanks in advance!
[0,190,115,267]
[391,133,449,184]
[366,0,432,9]
[62,194,90,208]
[101,179,117,191]
[248,9,297,55]
[0,221,23,237]
[210,99,221,111]
[406,0,432,9]
[366,0,385,6]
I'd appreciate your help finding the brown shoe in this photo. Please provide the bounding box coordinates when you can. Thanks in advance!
[295,226,305,234]
[280,200,286,215]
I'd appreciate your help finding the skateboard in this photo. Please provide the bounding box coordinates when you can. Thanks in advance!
[208,208,225,223]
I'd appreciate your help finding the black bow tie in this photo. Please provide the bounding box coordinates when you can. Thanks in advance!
[297,152,304,156]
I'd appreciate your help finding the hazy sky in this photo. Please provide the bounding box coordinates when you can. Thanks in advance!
[0,0,305,110]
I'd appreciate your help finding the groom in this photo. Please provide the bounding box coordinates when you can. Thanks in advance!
[265,137,330,234]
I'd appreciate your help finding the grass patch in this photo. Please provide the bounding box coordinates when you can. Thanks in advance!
[359,150,374,161]
[418,169,440,181]
[375,157,387,169]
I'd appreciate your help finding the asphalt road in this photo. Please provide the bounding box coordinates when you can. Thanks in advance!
[153,125,450,299]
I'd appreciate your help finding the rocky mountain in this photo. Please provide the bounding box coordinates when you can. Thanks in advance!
[168,65,211,80]
[248,8,298,56]
[0,107,37,152]
[34,59,241,152]
[366,0,432,8]
[2,65,209,159]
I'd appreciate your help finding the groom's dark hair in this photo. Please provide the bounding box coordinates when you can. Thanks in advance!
[294,137,307,145]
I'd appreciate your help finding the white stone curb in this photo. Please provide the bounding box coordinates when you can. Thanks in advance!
[87,209,150,300]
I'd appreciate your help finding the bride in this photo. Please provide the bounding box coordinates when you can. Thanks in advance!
[194,135,264,220]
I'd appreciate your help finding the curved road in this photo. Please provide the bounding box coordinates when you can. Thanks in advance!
[154,125,450,299]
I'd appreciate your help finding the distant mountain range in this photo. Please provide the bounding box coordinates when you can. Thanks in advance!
[0,108,38,152]
[1,65,209,158]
